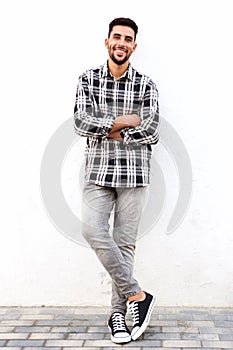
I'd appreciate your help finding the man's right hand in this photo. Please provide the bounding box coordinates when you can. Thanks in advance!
[115,114,141,129]
[108,114,141,135]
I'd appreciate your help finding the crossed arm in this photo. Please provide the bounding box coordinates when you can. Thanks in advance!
[74,76,159,145]
[107,114,141,140]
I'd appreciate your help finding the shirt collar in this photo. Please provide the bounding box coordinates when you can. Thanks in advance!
[101,61,134,81]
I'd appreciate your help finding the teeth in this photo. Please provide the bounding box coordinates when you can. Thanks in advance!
[115,48,126,52]
[116,49,125,53]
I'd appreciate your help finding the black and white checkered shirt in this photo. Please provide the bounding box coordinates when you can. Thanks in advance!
[74,61,160,187]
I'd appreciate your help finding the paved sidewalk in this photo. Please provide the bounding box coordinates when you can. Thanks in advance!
[0,306,233,349]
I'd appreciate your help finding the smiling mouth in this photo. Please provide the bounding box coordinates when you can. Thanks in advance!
[114,47,127,54]
[114,50,127,58]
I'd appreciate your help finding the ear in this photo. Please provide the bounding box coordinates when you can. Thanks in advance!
[105,38,109,48]
[132,42,137,52]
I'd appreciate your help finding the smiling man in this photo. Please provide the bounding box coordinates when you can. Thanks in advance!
[107,25,136,66]
[74,18,160,344]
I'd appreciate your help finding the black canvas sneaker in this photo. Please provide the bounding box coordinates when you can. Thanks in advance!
[108,312,131,344]
[128,291,156,340]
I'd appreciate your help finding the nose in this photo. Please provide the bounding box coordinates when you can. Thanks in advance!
[119,37,126,46]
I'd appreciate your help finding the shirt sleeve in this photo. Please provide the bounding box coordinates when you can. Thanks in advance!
[73,74,115,137]
[120,80,160,145]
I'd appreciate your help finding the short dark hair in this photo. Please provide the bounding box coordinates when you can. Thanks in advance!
[108,17,138,40]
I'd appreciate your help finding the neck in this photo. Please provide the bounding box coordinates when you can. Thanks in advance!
[108,58,129,78]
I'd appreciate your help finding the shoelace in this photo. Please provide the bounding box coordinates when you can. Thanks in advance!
[111,312,127,332]
[129,301,139,325]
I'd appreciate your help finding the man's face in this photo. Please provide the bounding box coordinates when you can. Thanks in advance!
[105,25,137,66]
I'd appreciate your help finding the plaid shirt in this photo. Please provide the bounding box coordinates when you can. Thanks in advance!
[74,61,160,187]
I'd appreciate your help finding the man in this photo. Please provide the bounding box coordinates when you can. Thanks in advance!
[74,17,160,344]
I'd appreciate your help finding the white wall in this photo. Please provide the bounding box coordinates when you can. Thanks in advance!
[0,0,233,306]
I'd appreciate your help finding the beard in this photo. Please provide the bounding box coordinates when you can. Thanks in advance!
[109,49,130,66]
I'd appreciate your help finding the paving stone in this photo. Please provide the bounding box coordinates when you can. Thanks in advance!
[53,314,81,320]
[103,333,112,340]
[177,320,196,328]
[147,313,159,320]
[55,314,106,320]
[146,320,177,326]
[202,340,233,348]
[87,326,109,333]
[0,347,22,350]
[214,320,233,327]
[35,321,70,326]
[6,308,41,315]
[1,306,233,349]
[0,321,34,326]
[20,314,54,320]
[179,309,210,316]
[0,315,20,320]
[210,309,233,315]
[39,308,76,315]
[51,326,87,333]
[226,316,233,321]
[83,339,125,347]
[0,310,8,315]
[63,348,101,350]
[142,348,181,350]
[152,307,177,314]
[143,332,180,340]
[0,327,15,333]
[14,326,51,333]
[69,320,107,326]
[220,334,233,340]
[212,314,231,321]
[7,340,44,347]
[74,306,109,315]
[101,348,141,350]
[175,308,209,314]
[199,326,233,334]
[68,332,105,340]
[183,348,217,350]
[163,340,201,347]
[85,339,161,347]
[158,314,194,321]
[143,326,161,333]
[29,333,65,340]
[45,340,83,347]
[181,333,219,340]
[0,333,29,340]
[193,314,213,321]
[162,326,199,333]
[23,348,61,350]
[182,321,215,327]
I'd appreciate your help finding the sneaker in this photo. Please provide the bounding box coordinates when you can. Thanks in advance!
[108,312,131,344]
[128,291,156,340]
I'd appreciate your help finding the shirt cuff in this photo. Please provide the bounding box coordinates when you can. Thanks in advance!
[102,113,115,136]
[120,128,131,144]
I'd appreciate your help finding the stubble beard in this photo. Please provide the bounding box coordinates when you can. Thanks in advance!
[110,48,130,66]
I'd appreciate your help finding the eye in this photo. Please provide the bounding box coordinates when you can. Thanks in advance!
[113,34,121,39]
[125,37,133,43]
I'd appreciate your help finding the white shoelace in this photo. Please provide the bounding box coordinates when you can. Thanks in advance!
[129,301,139,325]
[111,312,127,332]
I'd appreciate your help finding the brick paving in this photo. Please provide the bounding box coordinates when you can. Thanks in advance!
[0,306,233,349]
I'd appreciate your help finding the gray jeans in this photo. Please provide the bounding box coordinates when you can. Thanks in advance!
[81,182,148,314]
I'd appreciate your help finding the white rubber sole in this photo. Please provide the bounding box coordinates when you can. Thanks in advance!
[108,326,131,344]
[131,295,157,341]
